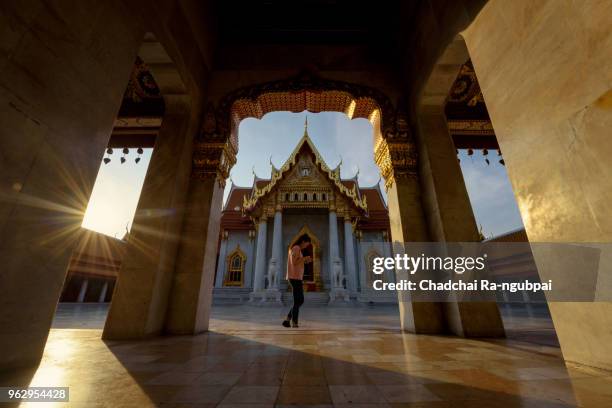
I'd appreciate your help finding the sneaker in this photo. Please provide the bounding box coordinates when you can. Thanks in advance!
[291,321,299,328]
[282,320,291,328]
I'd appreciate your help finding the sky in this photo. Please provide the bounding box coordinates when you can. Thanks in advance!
[82,148,153,239]
[82,112,523,239]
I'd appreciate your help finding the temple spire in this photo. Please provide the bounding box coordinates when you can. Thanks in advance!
[303,115,309,137]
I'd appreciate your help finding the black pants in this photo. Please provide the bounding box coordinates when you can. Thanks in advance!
[287,279,304,324]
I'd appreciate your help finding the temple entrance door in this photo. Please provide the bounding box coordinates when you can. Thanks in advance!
[289,226,322,292]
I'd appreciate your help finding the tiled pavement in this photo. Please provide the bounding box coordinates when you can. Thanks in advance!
[2,304,611,407]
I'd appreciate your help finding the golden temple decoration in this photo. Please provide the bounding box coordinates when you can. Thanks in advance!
[192,140,237,187]
[242,131,368,215]
[374,138,418,190]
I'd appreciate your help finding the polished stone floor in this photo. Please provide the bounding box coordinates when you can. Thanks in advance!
[3,304,611,407]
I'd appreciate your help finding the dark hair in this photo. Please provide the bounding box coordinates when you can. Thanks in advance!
[297,234,311,245]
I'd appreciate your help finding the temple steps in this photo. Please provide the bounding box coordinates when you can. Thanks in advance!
[212,287,252,304]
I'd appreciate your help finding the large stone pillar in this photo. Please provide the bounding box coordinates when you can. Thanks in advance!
[215,231,229,287]
[163,131,235,334]
[103,96,194,339]
[462,0,612,368]
[0,1,143,370]
[251,216,268,293]
[375,137,445,333]
[343,216,358,293]
[270,209,283,289]
[417,105,504,338]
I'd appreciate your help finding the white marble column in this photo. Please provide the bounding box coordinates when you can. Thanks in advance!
[328,210,341,282]
[343,217,358,293]
[269,209,283,289]
[215,232,229,288]
[252,217,268,293]
[98,282,109,303]
[77,279,89,303]
[328,210,349,302]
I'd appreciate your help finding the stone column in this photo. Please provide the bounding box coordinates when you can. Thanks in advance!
[215,231,229,288]
[0,2,143,370]
[356,232,367,293]
[98,281,109,303]
[103,96,195,340]
[252,216,268,294]
[328,209,341,281]
[375,137,445,333]
[269,209,283,289]
[77,279,89,303]
[328,209,349,302]
[343,216,358,293]
[163,121,237,334]
[417,105,504,338]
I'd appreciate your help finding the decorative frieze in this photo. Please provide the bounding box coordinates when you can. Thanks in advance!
[374,138,418,190]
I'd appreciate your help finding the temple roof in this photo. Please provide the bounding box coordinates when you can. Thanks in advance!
[241,123,368,215]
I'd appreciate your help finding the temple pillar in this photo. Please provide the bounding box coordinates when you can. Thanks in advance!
[103,96,194,339]
[164,176,224,334]
[215,231,229,287]
[343,216,358,293]
[163,125,236,334]
[98,282,109,303]
[328,209,341,280]
[462,0,612,368]
[251,216,268,293]
[270,209,283,289]
[0,1,143,370]
[77,279,89,303]
[375,136,445,333]
[328,208,349,302]
[417,104,504,337]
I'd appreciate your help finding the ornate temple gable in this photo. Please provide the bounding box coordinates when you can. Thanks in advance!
[243,127,368,218]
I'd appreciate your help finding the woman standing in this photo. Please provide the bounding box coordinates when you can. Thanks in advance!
[282,234,312,328]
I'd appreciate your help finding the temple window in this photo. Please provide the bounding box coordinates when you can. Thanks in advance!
[313,193,317,201]
[322,193,326,201]
[304,193,308,201]
[294,193,299,201]
[285,193,289,201]
[224,247,246,286]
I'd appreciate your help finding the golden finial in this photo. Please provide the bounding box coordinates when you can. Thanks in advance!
[304,115,309,137]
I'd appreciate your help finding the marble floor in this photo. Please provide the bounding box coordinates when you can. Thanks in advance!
[2,304,611,407]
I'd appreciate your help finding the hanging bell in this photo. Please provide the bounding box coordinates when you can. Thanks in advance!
[499,159,505,166]
[482,149,488,156]
[135,157,141,164]
[137,147,144,155]
[485,158,490,165]
[120,157,126,164]
[467,149,474,156]
[103,157,111,164]
[122,147,129,155]
[497,149,502,156]
[106,148,113,155]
